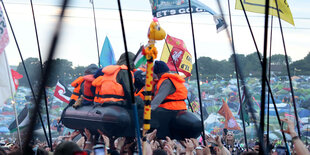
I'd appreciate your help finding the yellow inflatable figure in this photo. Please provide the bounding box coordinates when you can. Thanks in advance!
[143,18,166,60]
[142,17,166,155]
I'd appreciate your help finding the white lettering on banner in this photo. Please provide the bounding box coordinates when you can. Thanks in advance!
[170,9,176,15]
[179,8,186,14]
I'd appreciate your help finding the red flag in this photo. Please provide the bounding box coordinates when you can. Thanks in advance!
[54,80,72,104]
[10,69,23,90]
[218,99,241,130]
[160,35,192,77]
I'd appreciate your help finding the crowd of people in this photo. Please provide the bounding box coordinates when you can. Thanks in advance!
[0,118,309,155]
[1,52,310,155]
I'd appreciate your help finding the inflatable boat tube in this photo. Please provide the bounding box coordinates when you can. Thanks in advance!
[61,105,202,140]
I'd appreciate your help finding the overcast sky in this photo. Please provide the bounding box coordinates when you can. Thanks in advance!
[3,0,310,67]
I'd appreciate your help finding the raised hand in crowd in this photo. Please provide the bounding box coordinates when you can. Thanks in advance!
[164,143,174,155]
[281,118,310,155]
[69,130,80,141]
[115,137,126,152]
[184,138,195,155]
[146,129,157,142]
[83,128,93,150]
[98,129,110,149]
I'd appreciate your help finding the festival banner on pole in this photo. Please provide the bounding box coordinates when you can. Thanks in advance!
[235,0,294,26]
[100,36,116,68]
[149,0,227,32]
[218,99,241,130]
[54,80,72,104]
[0,6,11,106]
[160,35,192,77]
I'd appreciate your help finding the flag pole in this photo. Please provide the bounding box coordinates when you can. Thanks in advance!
[0,0,51,148]
[274,0,301,138]
[227,0,248,151]
[116,0,142,154]
[215,0,259,141]
[237,0,289,150]
[267,15,273,152]
[90,0,101,67]
[3,51,22,150]
[22,0,69,153]
[29,0,53,150]
[164,38,194,113]
[188,0,206,145]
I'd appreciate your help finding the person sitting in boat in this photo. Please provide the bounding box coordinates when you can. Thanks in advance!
[134,69,146,100]
[151,60,188,111]
[92,52,137,107]
[69,64,98,108]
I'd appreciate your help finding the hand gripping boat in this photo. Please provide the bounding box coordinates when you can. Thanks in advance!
[61,105,202,140]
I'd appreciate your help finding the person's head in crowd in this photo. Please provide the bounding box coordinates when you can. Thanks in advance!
[253,142,260,153]
[154,60,170,78]
[84,64,99,75]
[134,70,146,92]
[54,141,82,155]
[117,52,135,70]
[153,149,168,155]
[0,147,7,155]
[226,131,234,141]
[241,151,259,155]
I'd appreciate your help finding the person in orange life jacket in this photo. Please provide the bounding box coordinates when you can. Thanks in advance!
[151,60,188,111]
[134,69,146,100]
[92,52,143,106]
[69,64,98,106]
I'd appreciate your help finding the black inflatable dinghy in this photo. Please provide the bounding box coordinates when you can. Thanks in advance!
[61,105,202,140]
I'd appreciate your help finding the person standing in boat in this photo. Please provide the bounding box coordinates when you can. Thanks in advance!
[92,52,137,107]
[151,60,188,111]
[69,64,98,108]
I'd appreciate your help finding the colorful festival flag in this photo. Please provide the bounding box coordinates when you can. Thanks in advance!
[9,105,30,132]
[238,92,250,125]
[134,45,147,68]
[54,80,72,104]
[160,35,192,77]
[10,69,23,90]
[0,6,11,106]
[149,0,227,32]
[99,36,116,68]
[235,0,294,26]
[218,99,241,130]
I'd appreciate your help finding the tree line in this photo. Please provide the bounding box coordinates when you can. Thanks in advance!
[15,51,310,87]
[191,52,310,81]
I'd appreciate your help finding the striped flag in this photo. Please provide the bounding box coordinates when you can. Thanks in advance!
[9,105,30,132]
[134,45,147,68]
[54,80,72,103]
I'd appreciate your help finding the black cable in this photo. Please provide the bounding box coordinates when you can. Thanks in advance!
[274,0,301,138]
[188,0,206,146]
[267,15,273,153]
[22,0,69,153]
[227,0,248,151]
[90,0,100,67]
[29,0,53,150]
[164,38,194,113]
[259,0,270,153]
[0,0,51,148]
[216,0,259,143]
[116,0,142,154]
[238,0,289,151]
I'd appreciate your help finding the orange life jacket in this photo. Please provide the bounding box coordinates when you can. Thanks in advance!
[92,65,133,104]
[70,76,84,101]
[155,73,187,110]
[92,76,104,103]
[134,87,145,100]
[82,74,95,102]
